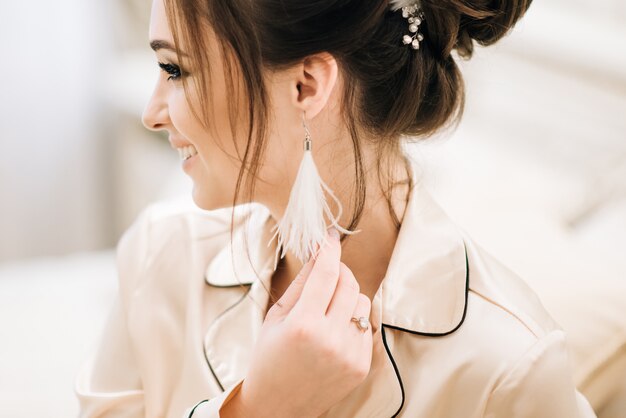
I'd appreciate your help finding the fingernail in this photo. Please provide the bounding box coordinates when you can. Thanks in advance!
[327,226,339,241]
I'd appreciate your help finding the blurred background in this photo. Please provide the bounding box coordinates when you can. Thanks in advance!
[0,0,624,417]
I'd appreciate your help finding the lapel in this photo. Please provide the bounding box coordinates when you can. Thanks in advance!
[380,175,469,336]
[201,203,277,391]
[201,170,469,417]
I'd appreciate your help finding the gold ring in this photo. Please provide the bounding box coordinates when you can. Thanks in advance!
[351,316,369,331]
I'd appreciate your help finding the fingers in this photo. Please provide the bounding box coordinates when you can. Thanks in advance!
[352,293,371,321]
[325,263,360,320]
[296,228,342,315]
[265,256,315,319]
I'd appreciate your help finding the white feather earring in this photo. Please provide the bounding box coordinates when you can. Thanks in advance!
[268,111,360,269]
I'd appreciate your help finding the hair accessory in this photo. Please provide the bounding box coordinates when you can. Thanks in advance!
[389,0,425,50]
[268,111,360,268]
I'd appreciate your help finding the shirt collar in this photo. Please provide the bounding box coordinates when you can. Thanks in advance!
[204,170,469,336]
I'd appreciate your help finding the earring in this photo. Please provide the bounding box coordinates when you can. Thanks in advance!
[268,111,360,268]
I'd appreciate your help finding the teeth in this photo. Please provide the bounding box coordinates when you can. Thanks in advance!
[177,144,198,161]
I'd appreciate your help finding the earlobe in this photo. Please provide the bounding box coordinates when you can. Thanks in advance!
[292,52,338,120]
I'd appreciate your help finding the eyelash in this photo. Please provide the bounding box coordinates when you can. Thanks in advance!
[158,62,183,81]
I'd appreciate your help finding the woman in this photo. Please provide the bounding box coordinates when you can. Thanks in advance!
[74,0,597,417]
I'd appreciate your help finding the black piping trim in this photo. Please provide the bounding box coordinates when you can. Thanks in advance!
[381,240,470,337]
[379,240,470,417]
[202,285,253,391]
[188,399,209,417]
[381,325,405,418]
[203,240,470,418]
[204,279,253,288]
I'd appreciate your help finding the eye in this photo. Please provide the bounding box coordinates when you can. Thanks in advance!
[158,62,183,81]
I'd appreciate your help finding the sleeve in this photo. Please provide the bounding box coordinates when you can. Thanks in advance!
[181,379,245,418]
[73,298,145,417]
[484,329,597,418]
[75,205,249,418]
[73,207,152,417]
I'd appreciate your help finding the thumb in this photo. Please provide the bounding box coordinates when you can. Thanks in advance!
[265,255,316,320]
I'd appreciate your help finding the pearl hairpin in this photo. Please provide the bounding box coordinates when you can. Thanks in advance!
[400,3,425,50]
[389,0,426,50]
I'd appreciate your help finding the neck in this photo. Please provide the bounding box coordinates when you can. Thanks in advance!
[268,160,411,303]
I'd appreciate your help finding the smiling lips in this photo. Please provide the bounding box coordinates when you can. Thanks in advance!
[177,145,198,161]
[169,138,198,161]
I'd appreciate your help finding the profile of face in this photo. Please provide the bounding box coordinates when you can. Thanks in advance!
[141,0,344,212]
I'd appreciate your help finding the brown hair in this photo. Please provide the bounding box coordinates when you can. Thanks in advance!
[163,0,532,294]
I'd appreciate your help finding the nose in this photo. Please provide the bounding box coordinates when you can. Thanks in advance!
[142,81,170,131]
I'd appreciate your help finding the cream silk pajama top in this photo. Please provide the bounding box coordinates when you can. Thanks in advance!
[74,171,597,418]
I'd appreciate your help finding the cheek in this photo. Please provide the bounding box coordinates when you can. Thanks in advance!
[168,88,201,140]
[168,83,227,153]
[168,88,224,164]
[166,84,243,207]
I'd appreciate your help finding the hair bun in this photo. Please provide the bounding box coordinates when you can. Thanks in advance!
[422,0,533,59]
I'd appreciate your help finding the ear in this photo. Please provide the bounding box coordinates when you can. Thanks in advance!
[290,52,338,120]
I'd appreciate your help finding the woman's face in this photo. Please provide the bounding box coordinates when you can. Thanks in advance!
[142,0,298,210]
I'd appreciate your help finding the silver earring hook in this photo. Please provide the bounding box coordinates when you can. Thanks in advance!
[302,111,312,151]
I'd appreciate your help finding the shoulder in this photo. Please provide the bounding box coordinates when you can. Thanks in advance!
[439,231,569,375]
[462,231,562,340]
[114,197,267,302]
[117,197,237,251]
[426,232,578,395]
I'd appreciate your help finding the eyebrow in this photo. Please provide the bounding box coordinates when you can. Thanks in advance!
[150,40,188,57]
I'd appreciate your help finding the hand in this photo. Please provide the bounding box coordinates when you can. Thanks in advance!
[237,228,373,418]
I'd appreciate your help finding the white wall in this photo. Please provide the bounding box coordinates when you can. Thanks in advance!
[0,0,623,265]
[0,1,113,262]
